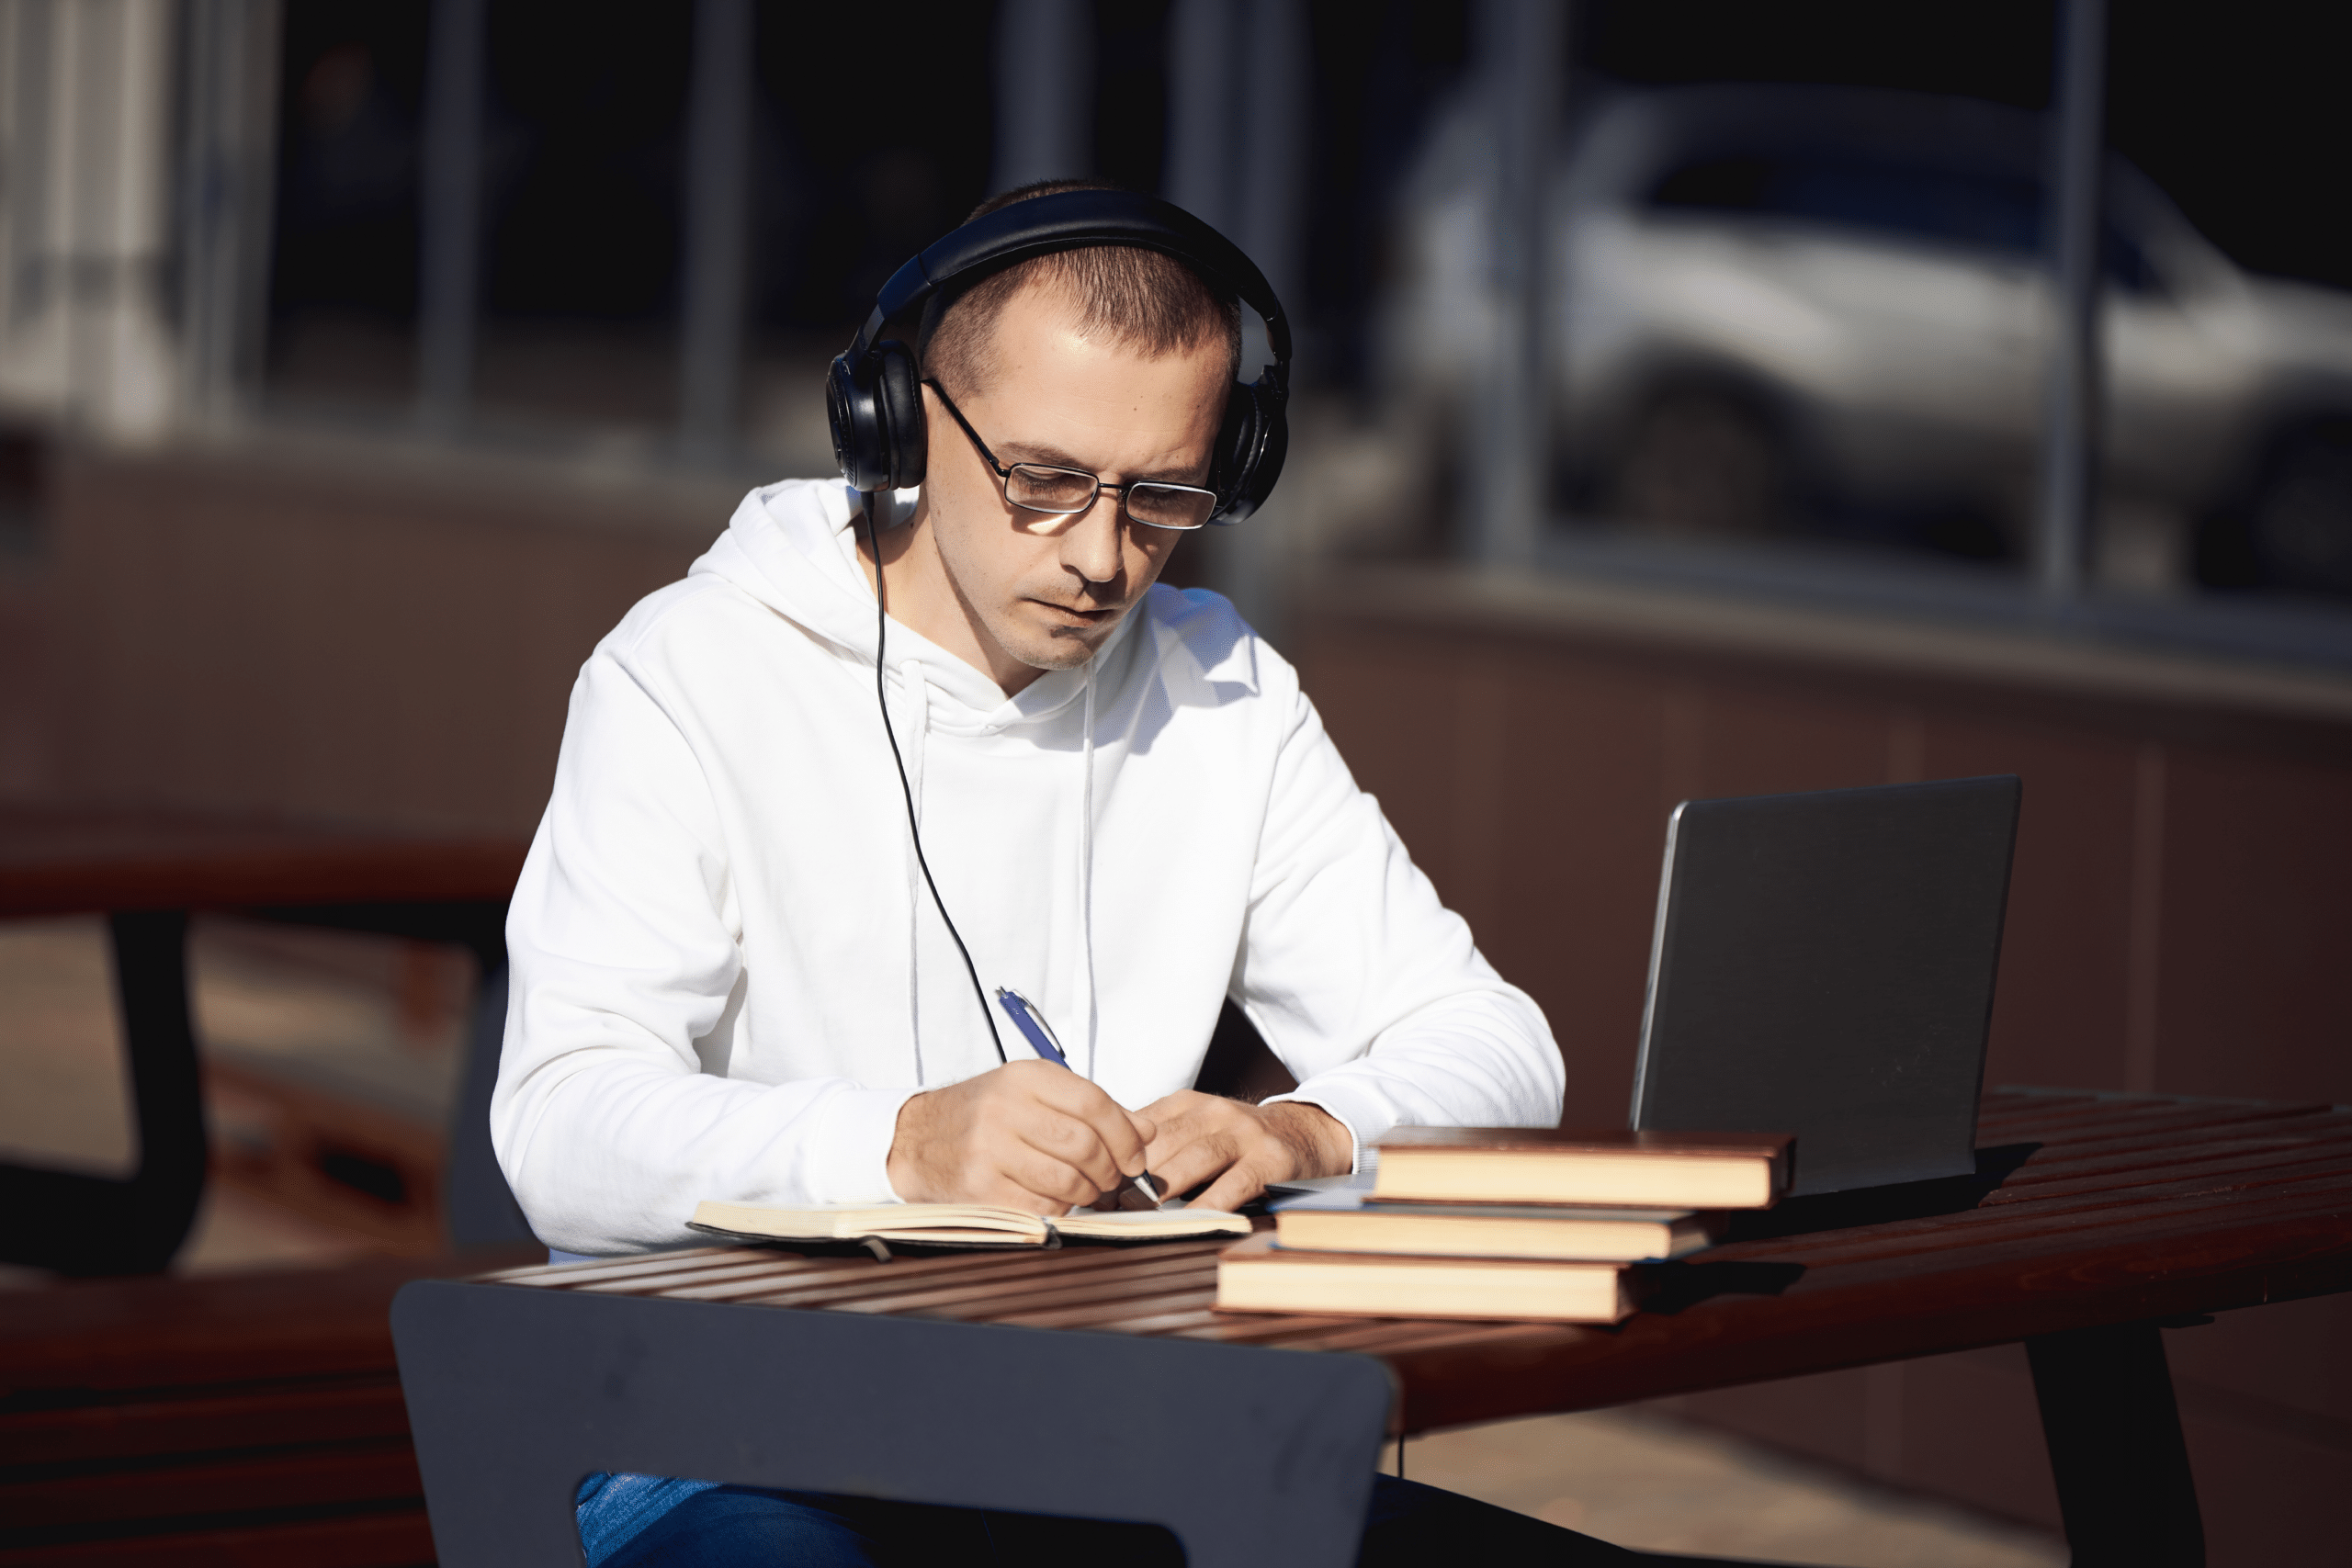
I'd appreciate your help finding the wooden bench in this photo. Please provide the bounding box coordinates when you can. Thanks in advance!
[0,807,537,1564]
[0,1249,537,1566]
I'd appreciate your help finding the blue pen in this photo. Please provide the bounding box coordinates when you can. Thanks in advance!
[994,986,1069,1066]
[994,987,1161,1207]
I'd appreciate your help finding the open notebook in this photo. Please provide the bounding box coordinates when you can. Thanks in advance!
[689,1200,1252,1250]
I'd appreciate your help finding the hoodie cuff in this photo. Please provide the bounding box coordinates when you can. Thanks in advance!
[797,1085,921,1205]
[1261,1080,1398,1179]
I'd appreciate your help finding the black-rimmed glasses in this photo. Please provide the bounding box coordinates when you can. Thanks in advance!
[924,378,1222,531]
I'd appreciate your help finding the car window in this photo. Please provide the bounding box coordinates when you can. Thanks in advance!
[2102,224,2163,295]
[1650,153,2042,256]
[1647,153,2161,293]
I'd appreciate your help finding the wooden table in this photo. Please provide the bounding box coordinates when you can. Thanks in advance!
[0,807,529,921]
[0,807,528,1275]
[392,1088,2352,1567]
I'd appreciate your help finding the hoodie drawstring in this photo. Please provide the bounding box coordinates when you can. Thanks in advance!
[900,659,932,1085]
[1079,659,1099,1077]
[890,647,1100,1083]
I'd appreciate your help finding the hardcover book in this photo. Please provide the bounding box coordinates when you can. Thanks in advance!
[1215,1233,1646,1323]
[1371,1127,1792,1209]
[1271,1187,1723,1261]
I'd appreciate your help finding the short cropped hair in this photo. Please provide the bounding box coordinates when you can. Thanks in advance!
[919,179,1243,402]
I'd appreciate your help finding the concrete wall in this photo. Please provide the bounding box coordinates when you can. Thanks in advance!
[1297,563,2352,1566]
[12,434,739,832]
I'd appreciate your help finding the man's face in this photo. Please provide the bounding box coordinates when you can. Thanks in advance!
[914,282,1230,684]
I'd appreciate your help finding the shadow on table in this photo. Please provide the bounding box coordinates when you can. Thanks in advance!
[1724,1143,2042,1244]
[1639,1258,1808,1315]
[1634,1144,2042,1316]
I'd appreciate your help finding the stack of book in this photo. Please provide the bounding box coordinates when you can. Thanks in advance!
[1216,1128,1792,1324]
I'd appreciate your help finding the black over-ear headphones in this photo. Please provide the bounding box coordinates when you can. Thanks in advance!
[826,188,1291,523]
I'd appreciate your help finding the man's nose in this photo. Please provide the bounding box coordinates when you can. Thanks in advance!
[1060,490,1125,586]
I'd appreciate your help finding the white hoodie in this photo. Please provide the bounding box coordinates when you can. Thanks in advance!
[494,479,1564,1254]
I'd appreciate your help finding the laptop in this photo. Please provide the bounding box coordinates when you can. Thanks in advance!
[1629,775,2021,1197]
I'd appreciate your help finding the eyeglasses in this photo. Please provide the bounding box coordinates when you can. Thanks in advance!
[924,378,1222,531]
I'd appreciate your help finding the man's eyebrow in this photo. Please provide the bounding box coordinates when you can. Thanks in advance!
[995,440,1205,485]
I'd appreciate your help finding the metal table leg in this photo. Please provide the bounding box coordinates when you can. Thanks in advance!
[0,911,207,1275]
[2026,1320,2204,1568]
[392,1279,1396,1568]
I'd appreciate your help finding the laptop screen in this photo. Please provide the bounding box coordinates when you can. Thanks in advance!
[1630,775,2021,1196]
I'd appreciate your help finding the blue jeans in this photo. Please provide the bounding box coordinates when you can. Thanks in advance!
[582,1472,1641,1565]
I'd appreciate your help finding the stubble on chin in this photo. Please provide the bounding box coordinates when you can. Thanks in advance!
[1012,615,1115,671]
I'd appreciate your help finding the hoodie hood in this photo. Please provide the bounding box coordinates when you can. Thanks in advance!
[688,478,1126,739]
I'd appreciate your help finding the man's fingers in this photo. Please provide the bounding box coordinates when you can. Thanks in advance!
[1141,1133,1239,1204]
[997,1144,1102,1213]
[1192,1163,1271,1214]
[1139,1113,1201,1174]
[1076,1098,1150,1177]
[980,1175,1081,1217]
[1137,1090,1230,1172]
[1016,1130,1124,1201]
[1139,1092,1238,1176]
[1140,1119,1188,1174]
[1018,1101,1145,1191]
[1134,1091,1197,1123]
[1007,1064,1152,1175]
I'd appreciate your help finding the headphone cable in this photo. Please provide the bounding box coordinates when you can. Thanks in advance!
[864,500,1008,1065]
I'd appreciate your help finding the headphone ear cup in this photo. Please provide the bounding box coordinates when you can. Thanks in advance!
[826,341,930,492]
[871,340,928,491]
[827,351,888,492]
[1210,377,1289,523]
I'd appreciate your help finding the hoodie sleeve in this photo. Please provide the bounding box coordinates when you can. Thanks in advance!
[492,642,914,1255]
[1239,671,1565,1166]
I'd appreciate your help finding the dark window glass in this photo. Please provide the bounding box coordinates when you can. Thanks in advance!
[1649,153,2041,257]
[1649,152,2162,293]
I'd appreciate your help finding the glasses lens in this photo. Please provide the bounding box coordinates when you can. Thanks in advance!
[1005,465,1097,513]
[1125,483,1218,530]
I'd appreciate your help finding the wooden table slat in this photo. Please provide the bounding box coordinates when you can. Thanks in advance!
[572,1258,822,1295]
[921,1271,1238,1325]
[1990,1122,2352,1190]
[989,1290,1225,1330]
[639,1247,1083,1299]
[1709,1156,2352,1269]
[1717,1167,2352,1275]
[710,1246,1227,1314]
[481,1247,745,1287]
[0,1375,413,1468]
[1717,1203,2332,1283]
[1976,1100,2334,1148]
[0,807,528,918]
[823,1253,1226,1318]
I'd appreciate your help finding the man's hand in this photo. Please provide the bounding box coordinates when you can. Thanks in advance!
[888,1060,1157,1214]
[1135,1092,1353,1213]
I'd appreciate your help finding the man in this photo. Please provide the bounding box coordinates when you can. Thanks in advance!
[498,182,1590,1564]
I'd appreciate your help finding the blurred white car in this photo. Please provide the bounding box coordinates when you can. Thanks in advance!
[1380,85,2352,593]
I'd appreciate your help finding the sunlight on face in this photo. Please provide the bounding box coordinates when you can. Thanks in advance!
[921,282,1230,681]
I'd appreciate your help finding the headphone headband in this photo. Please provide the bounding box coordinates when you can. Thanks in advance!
[846,189,1291,385]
